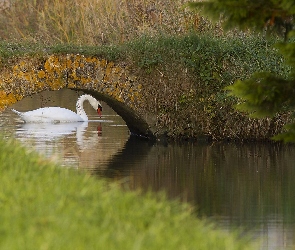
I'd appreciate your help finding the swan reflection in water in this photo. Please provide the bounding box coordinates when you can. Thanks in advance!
[14,121,112,168]
[16,122,87,141]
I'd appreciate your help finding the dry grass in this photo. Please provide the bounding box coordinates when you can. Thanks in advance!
[0,0,215,45]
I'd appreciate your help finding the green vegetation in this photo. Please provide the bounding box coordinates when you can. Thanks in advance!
[190,0,295,142]
[0,138,256,249]
[189,0,294,40]
[123,34,290,139]
[0,32,291,139]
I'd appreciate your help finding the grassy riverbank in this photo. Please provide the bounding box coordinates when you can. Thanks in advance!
[0,137,256,249]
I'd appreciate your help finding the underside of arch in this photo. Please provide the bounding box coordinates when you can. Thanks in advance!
[76,89,154,139]
[0,54,156,140]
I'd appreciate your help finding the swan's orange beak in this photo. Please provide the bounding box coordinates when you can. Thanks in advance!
[97,106,102,118]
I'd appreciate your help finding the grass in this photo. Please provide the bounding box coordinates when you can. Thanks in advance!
[0,33,288,75]
[0,0,211,45]
[0,137,257,249]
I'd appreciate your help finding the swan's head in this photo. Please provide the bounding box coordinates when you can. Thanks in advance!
[87,95,102,118]
[77,94,103,119]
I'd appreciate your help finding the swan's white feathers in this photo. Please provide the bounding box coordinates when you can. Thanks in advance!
[12,107,83,123]
[11,95,102,123]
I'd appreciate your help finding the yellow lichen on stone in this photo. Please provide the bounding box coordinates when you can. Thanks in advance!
[99,59,107,68]
[0,53,143,116]
[41,55,69,90]
[0,91,17,110]
[80,77,92,85]
[37,70,46,79]
[67,82,77,88]
[103,71,111,82]
[113,66,121,74]
[0,90,7,99]
[85,57,99,64]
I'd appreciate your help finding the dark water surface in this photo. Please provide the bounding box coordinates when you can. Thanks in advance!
[1,89,295,249]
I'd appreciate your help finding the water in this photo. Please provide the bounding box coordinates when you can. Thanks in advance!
[1,89,295,249]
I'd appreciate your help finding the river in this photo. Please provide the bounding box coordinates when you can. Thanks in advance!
[1,89,295,250]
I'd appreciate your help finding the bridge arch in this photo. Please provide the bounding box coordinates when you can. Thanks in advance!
[0,54,155,138]
[0,53,281,141]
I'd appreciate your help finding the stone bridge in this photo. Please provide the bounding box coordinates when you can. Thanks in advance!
[0,54,160,138]
[0,54,286,141]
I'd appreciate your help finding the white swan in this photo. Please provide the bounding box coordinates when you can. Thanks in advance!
[12,94,102,123]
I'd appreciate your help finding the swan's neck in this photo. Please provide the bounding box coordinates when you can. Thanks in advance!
[76,95,89,121]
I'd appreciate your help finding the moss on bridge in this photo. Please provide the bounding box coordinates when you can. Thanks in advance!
[0,54,155,138]
[0,35,291,141]
[0,54,141,105]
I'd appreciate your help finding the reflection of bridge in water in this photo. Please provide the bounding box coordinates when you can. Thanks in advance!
[0,54,157,138]
[101,139,295,249]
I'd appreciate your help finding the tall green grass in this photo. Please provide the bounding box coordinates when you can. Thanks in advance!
[0,138,256,249]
